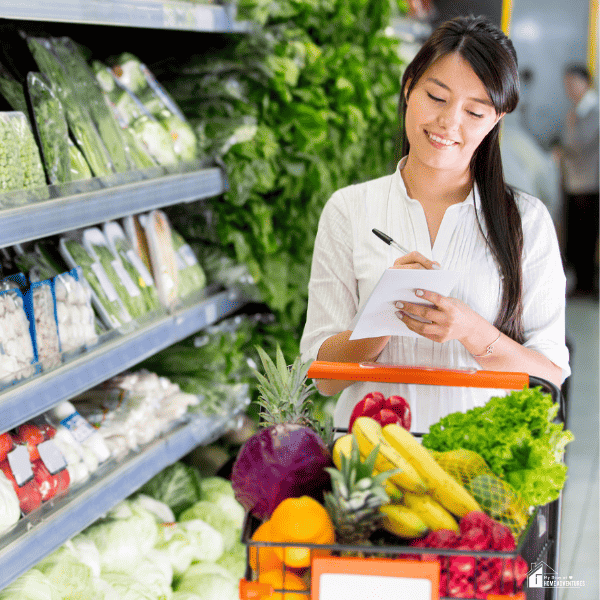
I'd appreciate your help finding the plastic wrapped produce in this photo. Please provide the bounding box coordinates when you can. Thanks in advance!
[27,72,71,185]
[50,38,132,173]
[27,37,114,177]
[144,211,179,308]
[59,234,131,329]
[12,111,46,191]
[0,286,37,388]
[83,227,147,321]
[0,63,28,114]
[0,112,25,191]
[103,221,162,316]
[68,136,93,181]
[53,268,98,353]
[46,401,111,467]
[167,220,207,299]
[24,280,61,371]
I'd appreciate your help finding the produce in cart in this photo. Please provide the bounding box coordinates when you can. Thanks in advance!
[230,345,333,521]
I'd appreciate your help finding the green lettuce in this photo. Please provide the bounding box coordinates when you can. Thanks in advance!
[0,570,61,600]
[422,386,574,506]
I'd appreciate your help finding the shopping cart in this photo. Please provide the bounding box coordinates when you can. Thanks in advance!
[239,362,566,600]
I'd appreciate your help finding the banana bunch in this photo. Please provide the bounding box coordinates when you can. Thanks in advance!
[336,417,481,539]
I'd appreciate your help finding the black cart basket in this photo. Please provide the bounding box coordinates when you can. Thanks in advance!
[239,362,567,600]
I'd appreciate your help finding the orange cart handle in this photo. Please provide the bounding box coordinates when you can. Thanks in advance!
[306,361,530,390]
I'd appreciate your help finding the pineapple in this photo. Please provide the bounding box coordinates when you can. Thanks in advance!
[324,438,392,546]
[231,344,335,521]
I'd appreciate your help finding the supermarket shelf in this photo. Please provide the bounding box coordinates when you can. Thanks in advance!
[0,0,253,32]
[0,164,226,249]
[0,405,248,590]
[0,286,247,434]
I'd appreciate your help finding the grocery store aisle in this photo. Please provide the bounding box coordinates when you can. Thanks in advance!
[559,297,599,600]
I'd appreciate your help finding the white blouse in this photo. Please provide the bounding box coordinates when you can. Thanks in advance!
[300,159,571,434]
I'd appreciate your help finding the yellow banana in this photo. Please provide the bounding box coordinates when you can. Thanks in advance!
[381,424,480,518]
[403,491,460,532]
[352,417,428,494]
[332,434,404,502]
[379,504,429,539]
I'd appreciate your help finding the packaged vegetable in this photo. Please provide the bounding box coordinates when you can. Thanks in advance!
[68,136,93,181]
[82,227,147,321]
[144,211,179,308]
[0,112,25,192]
[123,214,153,274]
[0,64,28,114]
[0,286,37,388]
[27,37,114,178]
[50,38,132,173]
[27,72,71,185]
[103,221,162,317]
[53,267,98,353]
[166,216,207,299]
[12,111,46,191]
[59,234,132,329]
[23,279,61,371]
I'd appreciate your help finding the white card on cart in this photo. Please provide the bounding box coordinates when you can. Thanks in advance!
[311,556,440,600]
[349,268,460,340]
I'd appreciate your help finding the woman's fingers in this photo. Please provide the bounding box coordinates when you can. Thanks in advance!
[392,252,440,270]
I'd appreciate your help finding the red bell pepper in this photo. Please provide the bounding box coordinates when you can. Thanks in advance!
[348,391,411,432]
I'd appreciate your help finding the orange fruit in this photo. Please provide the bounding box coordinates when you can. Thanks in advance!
[249,520,283,574]
[258,569,308,599]
[269,496,335,568]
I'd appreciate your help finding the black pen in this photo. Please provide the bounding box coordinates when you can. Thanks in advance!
[372,228,410,255]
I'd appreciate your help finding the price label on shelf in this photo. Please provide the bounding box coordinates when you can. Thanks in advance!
[7,445,33,486]
[38,440,67,475]
[311,557,440,600]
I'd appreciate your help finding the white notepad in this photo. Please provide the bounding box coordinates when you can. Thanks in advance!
[349,268,461,340]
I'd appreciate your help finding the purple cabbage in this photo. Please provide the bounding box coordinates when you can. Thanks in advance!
[231,423,333,521]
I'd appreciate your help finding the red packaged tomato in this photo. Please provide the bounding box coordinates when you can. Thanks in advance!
[0,458,43,514]
[12,423,45,462]
[0,432,13,462]
[348,392,411,432]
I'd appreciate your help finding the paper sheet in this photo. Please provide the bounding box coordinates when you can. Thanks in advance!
[349,269,460,340]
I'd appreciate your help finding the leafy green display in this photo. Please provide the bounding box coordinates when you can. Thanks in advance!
[91,242,147,320]
[422,387,574,506]
[28,72,71,185]
[161,0,406,354]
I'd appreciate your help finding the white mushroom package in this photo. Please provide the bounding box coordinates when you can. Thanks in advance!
[0,286,37,387]
[25,280,61,371]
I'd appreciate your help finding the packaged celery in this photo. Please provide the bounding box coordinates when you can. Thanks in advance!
[50,38,132,173]
[59,235,131,329]
[27,72,71,185]
[103,221,162,315]
[68,137,93,181]
[27,37,114,178]
[82,228,147,321]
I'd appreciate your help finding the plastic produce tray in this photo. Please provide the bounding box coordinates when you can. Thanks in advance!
[239,363,565,600]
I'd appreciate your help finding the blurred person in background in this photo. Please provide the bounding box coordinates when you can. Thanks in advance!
[553,64,599,298]
[500,69,562,227]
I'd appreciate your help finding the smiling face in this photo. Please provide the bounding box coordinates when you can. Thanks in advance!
[404,52,504,175]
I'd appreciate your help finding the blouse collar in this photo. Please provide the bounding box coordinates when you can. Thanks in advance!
[393,156,479,210]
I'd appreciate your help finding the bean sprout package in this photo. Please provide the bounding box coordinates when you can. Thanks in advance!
[102,221,162,317]
[142,211,179,309]
[59,232,132,329]
[0,285,37,389]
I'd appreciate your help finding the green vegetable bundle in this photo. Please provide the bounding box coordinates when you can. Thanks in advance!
[27,72,71,185]
[422,386,574,507]
[0,112,25,191]
[171,228,206,299]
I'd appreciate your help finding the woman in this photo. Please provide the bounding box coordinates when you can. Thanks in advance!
[300,15,570,433]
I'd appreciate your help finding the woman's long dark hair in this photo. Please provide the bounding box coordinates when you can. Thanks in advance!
[399,15,524,343]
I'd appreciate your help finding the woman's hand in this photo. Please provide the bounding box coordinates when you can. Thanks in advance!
[394,288,496,349]
[391,251,440,270]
